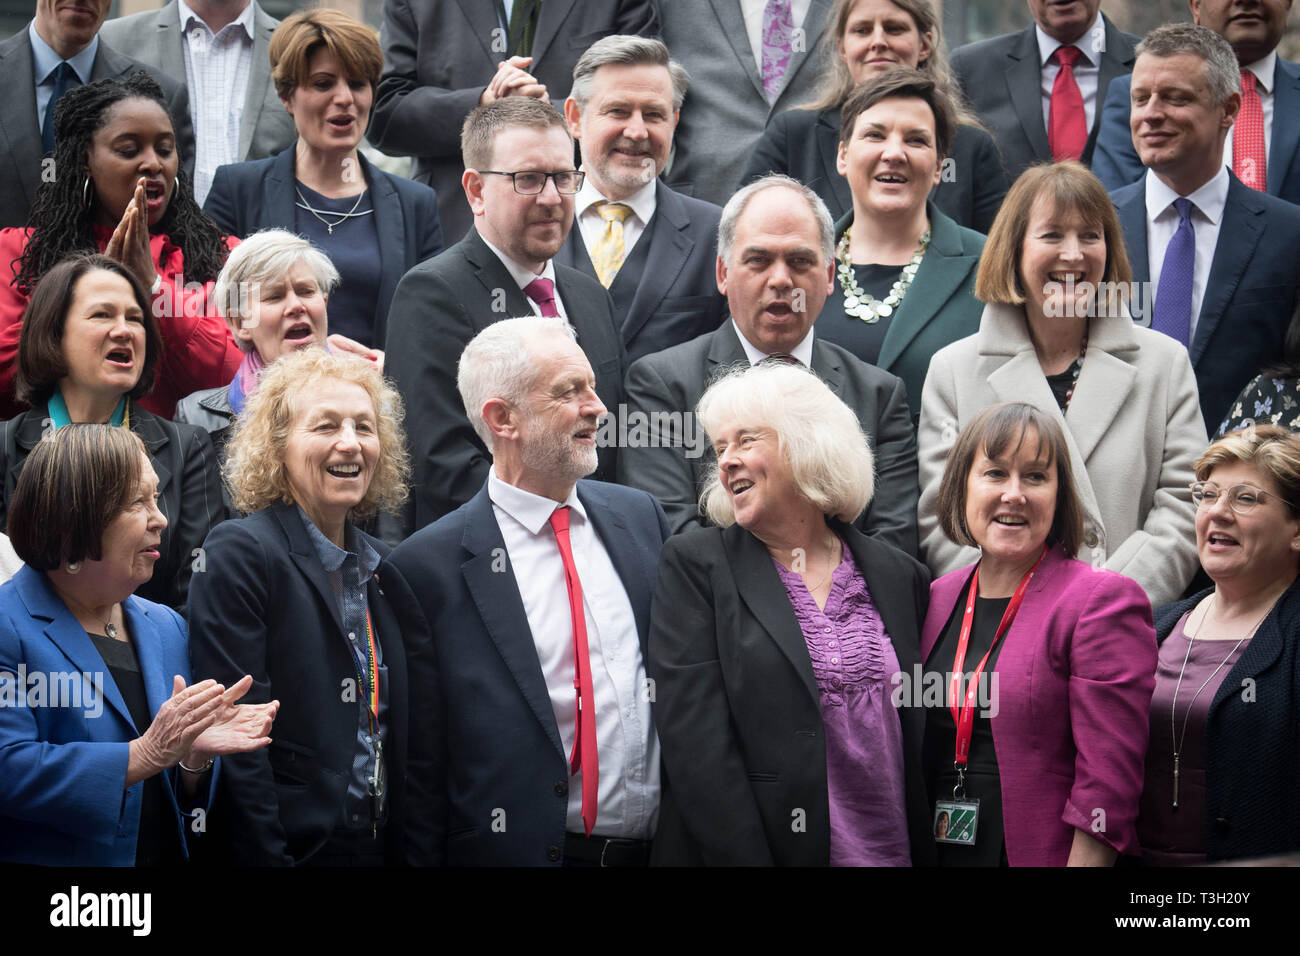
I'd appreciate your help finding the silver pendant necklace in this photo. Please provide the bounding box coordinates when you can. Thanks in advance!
[836,224,929,323]
[295,184,371,235]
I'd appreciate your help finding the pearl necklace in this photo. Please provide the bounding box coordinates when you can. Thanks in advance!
[836,224,930,323]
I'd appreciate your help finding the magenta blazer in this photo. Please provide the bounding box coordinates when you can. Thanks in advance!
[921,546,1157,865]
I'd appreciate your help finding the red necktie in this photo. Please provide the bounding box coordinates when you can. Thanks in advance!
[524,276,560,317]
[1234,70,1267,191]
[1049,46,1087,161]
[549,506,598,836]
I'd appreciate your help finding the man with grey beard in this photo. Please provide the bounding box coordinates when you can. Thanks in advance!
[385,315,669,867]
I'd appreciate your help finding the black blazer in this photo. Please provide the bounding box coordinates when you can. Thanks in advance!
[187,504,435,865]
[0,401,223,612]
[383,228,628,537]
[0,29,195,229]
[617,321,920,556]
[554,179,727,363]
[1112,171,1300,430]
[742,107,1009,234]
[1155,581,1300,862]
[384,479,669,866]
[203,146,444,349]
[949,15,1139,182]
[648,520,935,866]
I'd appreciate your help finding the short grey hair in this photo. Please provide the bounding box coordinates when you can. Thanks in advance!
[570,35,690,110]
[697,363,875,526]
[457,315,577,451]
[1136,23,1240,106]
[213,229,340,350]
[717,174,835,267]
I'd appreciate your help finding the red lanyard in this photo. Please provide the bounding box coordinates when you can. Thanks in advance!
[948,547,1046,769]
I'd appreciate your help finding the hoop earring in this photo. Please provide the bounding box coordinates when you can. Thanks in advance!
[66,561,80,574]
[81,176,93,210]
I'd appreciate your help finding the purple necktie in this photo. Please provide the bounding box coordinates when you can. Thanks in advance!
[1152,198,1195,348]
[524,277,559,317]
[761,0,793,104]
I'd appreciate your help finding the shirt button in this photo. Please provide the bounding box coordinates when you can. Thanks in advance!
[348,631,357,641]
[351,813,359,822]
[831,657,839,665]
[547,845,562,862]
[829,641,838,648]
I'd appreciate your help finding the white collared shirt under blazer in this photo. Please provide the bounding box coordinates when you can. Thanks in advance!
[917,301,1206,608]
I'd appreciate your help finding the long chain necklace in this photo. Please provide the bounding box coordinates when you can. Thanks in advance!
[295,185,371,235]
[1058,331,1089,413]
[803,535,842,593]
[1168,595,1263,809]
[836,224,929,323]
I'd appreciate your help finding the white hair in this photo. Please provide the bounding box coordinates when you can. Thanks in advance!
[213,229,340,350]
[457,315,577,451]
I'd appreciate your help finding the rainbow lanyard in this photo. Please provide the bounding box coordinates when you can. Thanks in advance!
[348,608,379,733]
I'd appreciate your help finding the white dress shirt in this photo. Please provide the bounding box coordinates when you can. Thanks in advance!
[732,319,815,367]
[487,467,660,838]
[575,175,656,267]
[178,0,254,206]
[477,231,570,320]
[1145,164,1230,342]
[1035,11,1105,136]
[739,0,813,71]
[1225,52,1277,177]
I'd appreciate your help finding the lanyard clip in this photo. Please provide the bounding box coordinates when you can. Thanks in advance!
[952,763,967,802]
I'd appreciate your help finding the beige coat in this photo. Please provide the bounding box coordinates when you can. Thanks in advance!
[918,302,1205,607]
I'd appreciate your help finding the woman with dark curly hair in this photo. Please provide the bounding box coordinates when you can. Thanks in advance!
[0,72,242,419]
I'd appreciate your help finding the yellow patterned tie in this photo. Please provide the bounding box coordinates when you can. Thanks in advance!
[591,202,633,288]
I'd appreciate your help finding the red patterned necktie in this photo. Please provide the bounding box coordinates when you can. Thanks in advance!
[1049,46,1087,161]
[524,276,560,317]
[1234,70,1267,191]
[549,506,598,836]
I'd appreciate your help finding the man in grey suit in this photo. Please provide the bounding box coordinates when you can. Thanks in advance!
[100,0,295,206]
[950,0,1139,182]
[0,0,195,228]
[658,0,832,206]
[555,35,726,365]
[369,0,659,243]
[617,175,919,556]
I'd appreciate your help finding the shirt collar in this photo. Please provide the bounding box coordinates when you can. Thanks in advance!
[730,318,816,367]
[575,174,657,225]
[178,0,256,40]
[477,229,559,290]
[1242,50,1277,94]
[29,20,98,85]
[1144,163,1230,226]
[487,465,586,535]
[296,506,378,576]
[1035,11,1104,68]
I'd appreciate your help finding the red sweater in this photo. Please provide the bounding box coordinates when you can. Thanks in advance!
[0,227,243,420]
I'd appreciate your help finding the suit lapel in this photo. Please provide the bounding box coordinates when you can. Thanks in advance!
[530,0,576,70]
[621,182,694,347]
[1268,60,1300,194]
[578,482,654,652]
[708,0,767,104]
[273,505,347,638]
[453,0,506,65]
[1115,185,1150,285]
[464,230,534,323]
[240,4,277,158]
[809,337,846,396]
[123,599,171,726]
[129,410,174,506]
[839,527,919,670]
[265,147,298,230]
[1006,26,1052,162]
[725,525,820,706]
[1063,333,1137,464]
[151,2,187,94]
[1090,17,1136,156]
[365,155,403,346]
[0,34,43,216]
[1208,581,1296,716]
[816,110,852,215]
[773,0,831,109]
[1193,177,1265,367]
[459,486,565,758]
[706,321,751,383]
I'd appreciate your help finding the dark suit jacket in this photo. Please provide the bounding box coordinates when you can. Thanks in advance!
[555,180,726,363]
[1112,171,1300,429]
[618,321,919,555]
[647,520,934,866]
[188,504,435,865]
[369,0,660,241]
[203,146,444,348]
[1155,581,1300,862]
[383,227,628,537]
[741,107,1010,234]
[1095,59,1300,204]
[817,203,985,423]
[99,0,295,167]
[950,15,1139,182]
[384,478,669,866]
[0,28,195,229]
[0,402,223,613]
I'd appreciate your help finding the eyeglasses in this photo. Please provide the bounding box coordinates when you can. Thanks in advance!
[478,169,585,195]
[1189,481,1297,515]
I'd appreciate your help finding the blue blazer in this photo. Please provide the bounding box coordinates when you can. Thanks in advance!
[203,146,444,348]
[383,479,669,866]
[1112,171,1300,429]
[0,566,211,866]
[1094,59,1300,205]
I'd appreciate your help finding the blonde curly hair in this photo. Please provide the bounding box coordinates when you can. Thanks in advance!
[223,348,410,518]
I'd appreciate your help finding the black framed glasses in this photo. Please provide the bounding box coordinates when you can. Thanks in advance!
[479,169,585,195]
[1189,481,1297,515]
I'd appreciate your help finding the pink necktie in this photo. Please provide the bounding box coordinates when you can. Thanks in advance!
[549,506,598,836]
[760,0,793,104]
[524,277,559,317]
[1049,46,1087,161]
[1234,70,1267,191]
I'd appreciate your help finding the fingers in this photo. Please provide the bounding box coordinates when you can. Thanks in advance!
[172,674,186,696]
[221,674,255,704]
[504,83,548,102]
